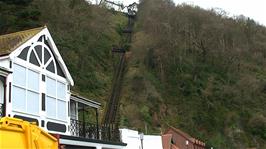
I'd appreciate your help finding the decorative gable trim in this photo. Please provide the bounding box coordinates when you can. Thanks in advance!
[9,27,74,86]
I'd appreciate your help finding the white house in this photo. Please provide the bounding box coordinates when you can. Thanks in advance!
[0,26,126,149]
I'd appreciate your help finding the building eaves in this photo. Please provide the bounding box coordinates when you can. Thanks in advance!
[70,93,101,109]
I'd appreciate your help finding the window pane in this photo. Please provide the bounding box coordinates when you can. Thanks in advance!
[46,96,56,118]
[57,100,66,120]
[12,86,26,111]
[46,61,55,73]
[35,45,42,63]
[44,48,51,64]
[56,61,65,78]
[38,35,44,42]
[27,91,39,114]
[29,51,40,66]
[28,69,39,91]
[57,81,66,99]
[18,46,30,60]
[13,64,26,86]
[70,101,77,119]
[46,77,56,96]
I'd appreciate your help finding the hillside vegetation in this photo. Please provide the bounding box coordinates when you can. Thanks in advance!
[120,0,266,148]
[0,0,127,102]
[1,0,266,148]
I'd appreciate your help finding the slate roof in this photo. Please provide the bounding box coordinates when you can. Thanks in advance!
[0,27,45,56]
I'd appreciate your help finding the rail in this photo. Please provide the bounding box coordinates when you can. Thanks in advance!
[103,2,136,125]
[70,119,98,139]
[70,119,120,142]
[103,53,126,124]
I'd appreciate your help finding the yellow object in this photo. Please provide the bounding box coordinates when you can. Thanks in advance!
[0,117,58,149]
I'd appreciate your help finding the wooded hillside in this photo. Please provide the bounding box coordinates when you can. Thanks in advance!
[0,0,127,101]
[1,0,266,148]
[120,0,266,148]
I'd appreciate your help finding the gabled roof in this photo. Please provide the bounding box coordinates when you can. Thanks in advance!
[0,26,74,85]
[0,27,45,56]
[165,126,205,146]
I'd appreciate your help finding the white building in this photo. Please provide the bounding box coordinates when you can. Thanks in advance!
[120,128,163,149]
[0,26,126,149]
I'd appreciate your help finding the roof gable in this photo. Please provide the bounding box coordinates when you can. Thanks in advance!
[165,126,205,147]
[2,26,74,85]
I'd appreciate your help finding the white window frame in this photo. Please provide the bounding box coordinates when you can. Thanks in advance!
[45,74,67,122]
[12,35,69,122]
[12,63,41,116]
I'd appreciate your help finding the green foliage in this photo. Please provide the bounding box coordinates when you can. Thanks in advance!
[140,105,152,124]
[2,0,266,147]
[0,0,41,33]
[120,0,266,147]
[0,0,127,102]
[248,114,266,139]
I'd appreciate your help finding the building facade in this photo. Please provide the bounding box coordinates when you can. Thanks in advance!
[0,27,126,149]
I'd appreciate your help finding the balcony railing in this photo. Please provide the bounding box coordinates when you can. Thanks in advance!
[70,119,121,142]
[101,123,121,142]
[0,103,4,117]
[70,119,98,139]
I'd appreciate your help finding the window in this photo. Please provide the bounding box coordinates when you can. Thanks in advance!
[27,91,39,114]
[57,81,66,99]
[70,100,77,120]
[18,38,66,78]
[13,64,26,87]
[18,46,30,60]
[28,69,39,91]
[57,100,66,120]
[46,76,67,121]
[46,77,56,97]
[46,96,56,118]
[12,64,40,115]
[0,80,4,104]
[14,35,69,121]
[12,86,26,111]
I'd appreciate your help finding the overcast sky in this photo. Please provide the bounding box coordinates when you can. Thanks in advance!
[117,0,266,26]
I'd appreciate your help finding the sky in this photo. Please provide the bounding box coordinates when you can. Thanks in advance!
[114,0,266,26]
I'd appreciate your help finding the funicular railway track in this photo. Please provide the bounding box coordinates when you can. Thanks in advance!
[104,53,126,124]
[102,2,137,138]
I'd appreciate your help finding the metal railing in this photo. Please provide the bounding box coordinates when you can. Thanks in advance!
[0,103,4,117]
[101,123,121,142]
[70,119,98,139]
[70,119,120,142]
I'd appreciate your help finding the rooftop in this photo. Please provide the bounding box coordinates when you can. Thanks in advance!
[0,27,45,56]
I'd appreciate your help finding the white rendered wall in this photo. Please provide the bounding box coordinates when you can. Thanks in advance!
[0,58,10,68]
[143,135,163,149]
[120,129,141,149]
[120,128,163,149]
